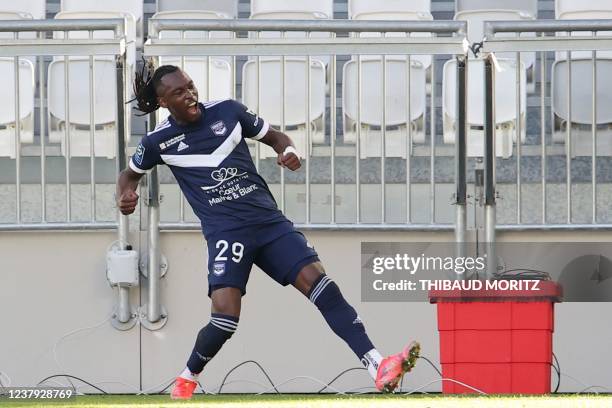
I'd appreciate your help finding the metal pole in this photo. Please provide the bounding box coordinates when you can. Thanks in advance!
[280,33,286,214]
[484,56,497,279]
[356,55,362,223]
[540,45,547,224]
[64,43,71,222]
[406,55,412,223]
[566,49,572,224]
[430,53,436,223]
[381,53,387,223]
[89,30,96,222]
[330,35,337,224]
[147,166,162,323]
[455,57,467,276]
[591,44,597,223]
[13,44,21,223]
[306,39,312,224]
[39,47,47,222]
[516,48,522,224]
[115,53,131,324]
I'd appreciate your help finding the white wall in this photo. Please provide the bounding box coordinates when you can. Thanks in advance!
[1,229,611,394]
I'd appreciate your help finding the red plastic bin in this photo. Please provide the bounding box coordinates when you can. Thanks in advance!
[429,281,562,394]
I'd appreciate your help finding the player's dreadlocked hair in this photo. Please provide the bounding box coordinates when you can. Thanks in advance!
[129,59,179,115]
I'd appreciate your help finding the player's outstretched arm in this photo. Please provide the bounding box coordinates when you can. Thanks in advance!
[116,168,144,215]
[259,127,301,171]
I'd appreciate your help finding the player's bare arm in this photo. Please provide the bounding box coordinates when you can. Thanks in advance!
[116,168,144,215]
[260,127,301,171]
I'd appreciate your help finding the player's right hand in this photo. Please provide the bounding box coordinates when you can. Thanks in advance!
[118,189,139,215]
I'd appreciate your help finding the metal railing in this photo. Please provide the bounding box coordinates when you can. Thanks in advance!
[482,19,612,231]
[0,19,129,231]
[144,19,468,232]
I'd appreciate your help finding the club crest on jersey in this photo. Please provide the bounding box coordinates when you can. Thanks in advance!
[212,262,225,276]
[210,121,227,136]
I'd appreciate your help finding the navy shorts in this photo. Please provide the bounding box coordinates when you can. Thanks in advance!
[206,220,319,296]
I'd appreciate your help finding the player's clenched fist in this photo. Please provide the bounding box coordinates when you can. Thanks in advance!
[278,146,301,171]
[118,189,139,215]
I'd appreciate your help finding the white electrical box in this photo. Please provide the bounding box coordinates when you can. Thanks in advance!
[107,249,139,287]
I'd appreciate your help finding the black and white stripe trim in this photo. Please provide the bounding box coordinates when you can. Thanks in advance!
[309,275,332,304]
[210,316,238,333]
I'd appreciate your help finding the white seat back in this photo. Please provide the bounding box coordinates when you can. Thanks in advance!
[348,0,430,16]
[156,0,238,17]
[54,11,136,66]
[556,0,612,17]
[0,0,46,19]
[343,58,426,126]
[0,58,34,124]
[456,9,535,67]
[552,59,612,125]
[251,0,333,18]
[556,11,612,60]
[351,11,433,69]
[242,58,325,127]
[153,10,233,40]
[457,0,537,18]
[48,58,117,125]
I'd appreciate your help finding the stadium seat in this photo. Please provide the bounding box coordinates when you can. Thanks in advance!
[348,9,433,71]
[0,58,35,158]
[342,58,426,158]
[54,11,136,68]
[555,0,612,16]
[442,58,526,158]
[152,11,234,123]
[455,9,536,92]
[348,0,430,15]
[242,58,326,159]
[156,0,238,18]
[60,0,143,47]
[244,1,331,158]
[47,58,118,158]
[0,0,46,19]
[0,11,36,158]
[551,8,612,156]
[251,0,333,19]
[456,0,537,18]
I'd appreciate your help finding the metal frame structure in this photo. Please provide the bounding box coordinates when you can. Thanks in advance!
[144,18,468,234]
[0,19,135,329]
[482,19,612,242]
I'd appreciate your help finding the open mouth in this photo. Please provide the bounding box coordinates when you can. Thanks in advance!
[187,101,199,115]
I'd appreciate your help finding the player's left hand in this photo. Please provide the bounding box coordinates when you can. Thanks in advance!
[278,148,301,171]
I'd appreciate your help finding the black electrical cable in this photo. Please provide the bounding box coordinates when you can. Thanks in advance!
[36,374,107,394]
[494,268,552,280]
[316,367,365,393]
[399,355,442,392]
[217,360,279,394]
[552,352,561,393]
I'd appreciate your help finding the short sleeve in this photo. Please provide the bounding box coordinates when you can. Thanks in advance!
[129,135,163,174]
[233,100,269,140]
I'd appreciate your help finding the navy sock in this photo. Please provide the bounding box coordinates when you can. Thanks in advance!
[186,313,239,374]
[308,274,375,360]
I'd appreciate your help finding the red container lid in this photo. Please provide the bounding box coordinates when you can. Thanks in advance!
[428,280,562,303]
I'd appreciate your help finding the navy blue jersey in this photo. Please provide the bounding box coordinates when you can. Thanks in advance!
[129,99,286,237]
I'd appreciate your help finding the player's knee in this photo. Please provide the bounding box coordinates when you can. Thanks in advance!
[211,286,242,317]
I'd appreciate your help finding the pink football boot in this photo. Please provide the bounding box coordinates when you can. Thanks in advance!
[375,341,421,393]
[170,377,197,400]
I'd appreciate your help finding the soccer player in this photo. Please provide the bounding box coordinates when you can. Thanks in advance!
[116,61,420,400]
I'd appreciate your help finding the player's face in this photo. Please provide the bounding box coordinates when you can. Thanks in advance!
[157,70,201,125]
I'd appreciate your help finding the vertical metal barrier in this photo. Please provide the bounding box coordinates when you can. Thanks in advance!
[145,18,467,232]
[484,55,497,278]
[455,57,468,275]
[0,19,127,231]
[482,19,612,231]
